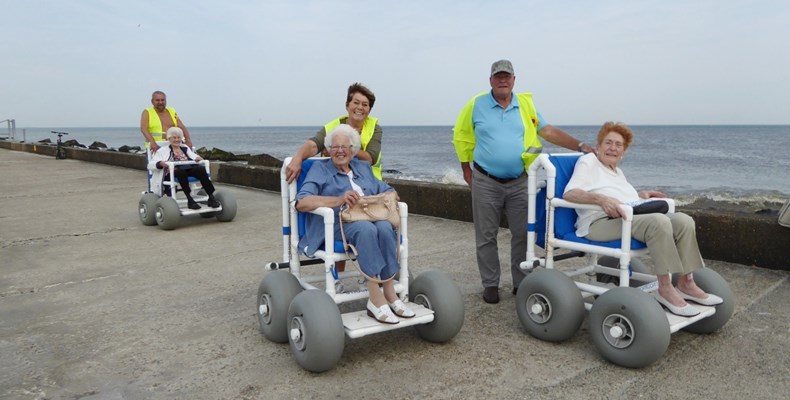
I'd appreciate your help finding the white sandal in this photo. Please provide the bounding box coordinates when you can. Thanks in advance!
[389,299,416,318]
[367,300,399,324]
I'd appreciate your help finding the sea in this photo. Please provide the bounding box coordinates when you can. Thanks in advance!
[14,125,790,209]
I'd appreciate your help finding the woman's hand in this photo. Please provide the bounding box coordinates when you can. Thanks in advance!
[285,158,302,183]
[341,190,361,208]
[638,190,667,199]
[599,195,625,219]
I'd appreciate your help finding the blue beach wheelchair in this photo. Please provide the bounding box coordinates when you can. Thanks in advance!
[517,153,734,368]
[257,157,464,372]
[138,141,237,230]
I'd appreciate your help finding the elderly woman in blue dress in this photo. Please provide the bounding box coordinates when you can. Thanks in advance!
[295,124,414,324]
[563,121,722,317]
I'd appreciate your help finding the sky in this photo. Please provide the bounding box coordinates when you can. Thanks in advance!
[1,0,789,128]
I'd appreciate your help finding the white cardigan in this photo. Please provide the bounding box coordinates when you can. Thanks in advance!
[147,144,200,196]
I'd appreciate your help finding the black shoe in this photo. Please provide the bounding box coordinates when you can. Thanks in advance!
[187,200,201,210]
[483,287,500,304]
[206,196,220,208]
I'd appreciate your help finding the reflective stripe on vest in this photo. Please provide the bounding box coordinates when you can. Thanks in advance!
[515,93,543,169]
[146,107,178,141]
[324,116,381,179]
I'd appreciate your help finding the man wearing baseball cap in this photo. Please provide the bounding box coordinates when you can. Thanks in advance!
[453,59,594,304]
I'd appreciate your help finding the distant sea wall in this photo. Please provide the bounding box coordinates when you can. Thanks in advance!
[3,140,788,271]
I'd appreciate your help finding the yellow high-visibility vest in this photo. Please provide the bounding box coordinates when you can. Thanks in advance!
[453,92,542,170]
[146,107,179,141]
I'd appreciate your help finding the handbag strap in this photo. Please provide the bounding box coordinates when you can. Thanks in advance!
[338,206,397,284]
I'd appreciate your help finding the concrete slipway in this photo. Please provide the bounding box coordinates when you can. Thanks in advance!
[1,149,788,399]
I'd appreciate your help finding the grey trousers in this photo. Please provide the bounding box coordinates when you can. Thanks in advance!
[587,212,704,276]
[471,169,529,289]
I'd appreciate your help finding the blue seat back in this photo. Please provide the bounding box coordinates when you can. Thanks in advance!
[538,154,646,250]
[295,158,346,253]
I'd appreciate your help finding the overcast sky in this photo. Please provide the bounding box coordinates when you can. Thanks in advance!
[2,0,789,128]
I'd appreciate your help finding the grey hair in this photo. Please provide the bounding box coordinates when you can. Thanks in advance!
[325,124,361,151]
[166,127,184,139]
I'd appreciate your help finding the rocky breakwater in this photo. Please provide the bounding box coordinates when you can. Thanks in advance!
[1,139,787,270]
[32,138,274,163]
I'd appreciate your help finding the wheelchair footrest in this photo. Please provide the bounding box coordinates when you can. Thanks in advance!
[666,304,716,333]
[342,303,434,339]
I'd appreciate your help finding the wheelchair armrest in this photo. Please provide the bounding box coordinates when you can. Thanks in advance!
[552,198,635,221]
[308,207,339,255]
[664,199,676,213]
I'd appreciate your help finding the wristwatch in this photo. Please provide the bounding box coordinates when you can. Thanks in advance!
[577,142,585,151]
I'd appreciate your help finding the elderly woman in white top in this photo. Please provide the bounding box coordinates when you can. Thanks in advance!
[149,127,219,210]
[563,121,722,317]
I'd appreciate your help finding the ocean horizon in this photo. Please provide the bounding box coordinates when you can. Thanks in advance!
[8,124,790,209]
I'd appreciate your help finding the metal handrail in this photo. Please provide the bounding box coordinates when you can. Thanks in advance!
[0,119,16,140]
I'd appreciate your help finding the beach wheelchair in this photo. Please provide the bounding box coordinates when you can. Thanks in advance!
[257,157,464,372]
[517,153,734,368]
[138,142,237,230]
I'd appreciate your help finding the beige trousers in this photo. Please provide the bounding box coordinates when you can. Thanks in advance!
[587,212,704,276]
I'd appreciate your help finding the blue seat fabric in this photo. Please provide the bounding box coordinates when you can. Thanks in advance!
[296,158,346,253]
[535,154,646,250]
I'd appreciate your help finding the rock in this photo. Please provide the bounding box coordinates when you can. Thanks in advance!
[209,148,238,161]
[62,139,85,148]
[38,138,52,144]
[118,145,132,153]
[89,141,108,150]
[196,147,210,159]
[247,153,283,167]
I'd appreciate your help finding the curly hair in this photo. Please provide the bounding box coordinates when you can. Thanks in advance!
[597,121,634,149]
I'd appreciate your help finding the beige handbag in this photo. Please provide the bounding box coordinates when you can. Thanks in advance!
[339,192,400,229]
[779,199,790,228]
[339,192,400,283]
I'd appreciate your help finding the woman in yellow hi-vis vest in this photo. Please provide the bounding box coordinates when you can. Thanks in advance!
[284,82,383,183]
[140,91,193,152]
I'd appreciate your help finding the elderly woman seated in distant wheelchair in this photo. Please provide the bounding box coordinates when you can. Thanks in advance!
[295,124,414,324]
[149,127,220,210]
[563,121,723,317]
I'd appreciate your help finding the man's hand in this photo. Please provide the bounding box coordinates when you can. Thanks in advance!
[461,162,473,188]
[580,142,597,155]
[150,141,160,152]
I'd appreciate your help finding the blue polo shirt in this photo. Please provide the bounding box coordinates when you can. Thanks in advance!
[472,92,547,179]
[295,158,394,256]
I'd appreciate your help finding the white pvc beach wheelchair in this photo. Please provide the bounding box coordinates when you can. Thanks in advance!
[138,142,237,230]
[257,157,464,372]
[517,153,734,368]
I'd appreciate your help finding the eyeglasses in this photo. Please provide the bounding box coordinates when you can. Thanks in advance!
[329,145,353,152]
[602,139,624,149]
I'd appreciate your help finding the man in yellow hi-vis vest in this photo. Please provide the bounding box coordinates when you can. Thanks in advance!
[140,90,193,152]
[453,59,595,304]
